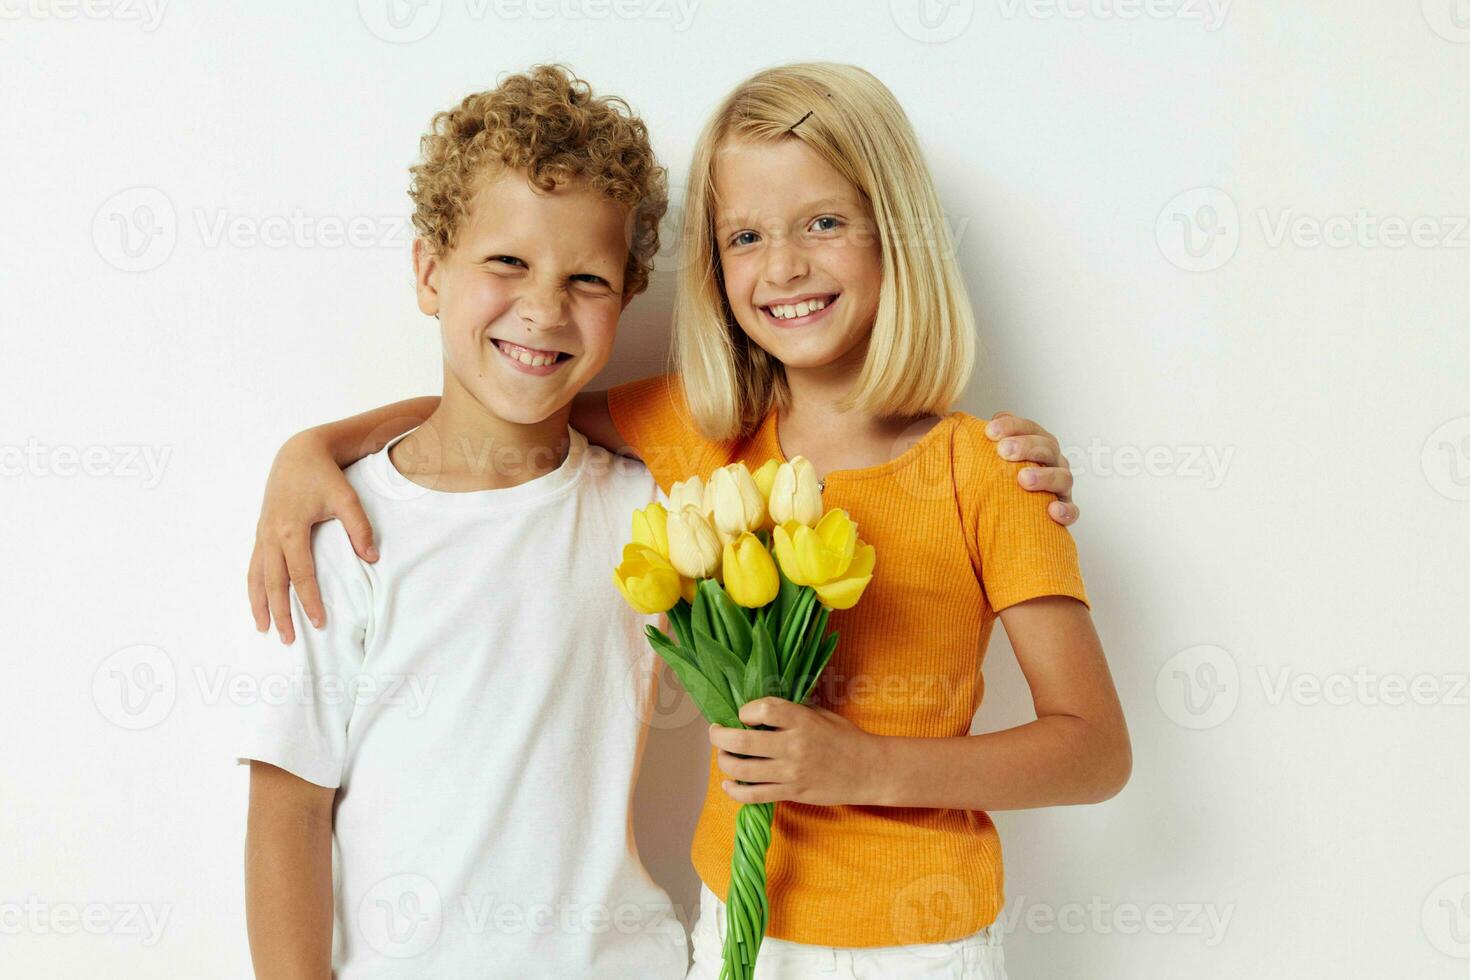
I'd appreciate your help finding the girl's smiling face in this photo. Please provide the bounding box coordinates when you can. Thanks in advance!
[712,138,884,375]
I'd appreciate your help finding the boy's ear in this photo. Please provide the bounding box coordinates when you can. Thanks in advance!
[412,238,441,318]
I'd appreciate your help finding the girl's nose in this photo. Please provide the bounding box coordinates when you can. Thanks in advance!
[761,240,809,286]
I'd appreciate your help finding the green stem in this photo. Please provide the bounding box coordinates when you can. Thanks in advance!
[720,801,774,980]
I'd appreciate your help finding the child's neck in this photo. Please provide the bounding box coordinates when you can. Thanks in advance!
[780,356,943,477]
[390,386,572,493]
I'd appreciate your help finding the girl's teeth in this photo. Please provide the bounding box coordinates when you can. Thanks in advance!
[769,297,828,320]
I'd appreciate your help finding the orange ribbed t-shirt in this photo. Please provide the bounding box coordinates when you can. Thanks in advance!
[608,374,1089,949]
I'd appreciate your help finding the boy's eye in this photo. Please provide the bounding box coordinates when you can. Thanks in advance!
[489,255,526,268]
[571,274,611,288]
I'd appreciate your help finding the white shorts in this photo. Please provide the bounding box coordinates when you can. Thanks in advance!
[684,884,1009,980]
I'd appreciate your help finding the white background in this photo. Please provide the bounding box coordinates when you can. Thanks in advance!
[2,2,1468,977]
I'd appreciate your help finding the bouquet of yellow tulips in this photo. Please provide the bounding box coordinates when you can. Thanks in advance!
[612,457,876,980]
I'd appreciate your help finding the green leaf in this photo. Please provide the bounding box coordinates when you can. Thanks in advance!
[742,619,780,701]
[666,601,695,654]
[662,654,741,728]
[703,579,754,662]
[645,624,693,668]
[645,628,740,727]
[696,580,734,652]
[692,624,748,710]
[769,565,801,644]
[776,588,817,667]
[796,632,840,704]
[782,603,830,694]
[691,585,716,646]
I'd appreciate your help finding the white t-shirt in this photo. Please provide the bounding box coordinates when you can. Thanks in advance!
[236,427,687,979]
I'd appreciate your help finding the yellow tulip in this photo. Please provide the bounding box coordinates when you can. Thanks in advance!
[704,463,767,541]
[721,532,780,608]
[772,509,859,587]
[612,543,682,614]
[752,459,779,498]
[751,459,780,530]
[668,476,706,516]
[812,541,875,609]
[768,456,823,527]
[666,506,722,579]
[631,502,669,559]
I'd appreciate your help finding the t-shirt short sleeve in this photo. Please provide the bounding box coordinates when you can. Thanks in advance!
[606,373,726,492]
[234,520,372,788]
[954,415,1089,614]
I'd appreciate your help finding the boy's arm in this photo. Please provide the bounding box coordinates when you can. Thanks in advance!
[984,411,1078,526]
[245,761,336,980]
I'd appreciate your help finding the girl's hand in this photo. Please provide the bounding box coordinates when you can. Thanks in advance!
[709,697,881,806]
[248,430,378,644]
[985,412,1079,526]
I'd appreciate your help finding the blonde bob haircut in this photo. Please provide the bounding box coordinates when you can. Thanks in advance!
[673,62,976,442]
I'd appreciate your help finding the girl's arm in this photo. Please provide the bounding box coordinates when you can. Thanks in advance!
[247,397,437,643]
[247,393,1076,643]
[711,596,1131,810]
[247,391,626,642]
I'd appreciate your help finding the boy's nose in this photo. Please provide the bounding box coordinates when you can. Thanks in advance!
[515,286,569,331]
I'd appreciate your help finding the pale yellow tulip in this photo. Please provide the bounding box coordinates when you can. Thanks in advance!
[768,456,823,527]
[667,506,722,579]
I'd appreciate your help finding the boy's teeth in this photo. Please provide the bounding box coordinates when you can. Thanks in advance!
[497,340,560,367]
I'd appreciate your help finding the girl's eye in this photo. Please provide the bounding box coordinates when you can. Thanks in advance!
[728,231,759,248]
[810,216,842,233]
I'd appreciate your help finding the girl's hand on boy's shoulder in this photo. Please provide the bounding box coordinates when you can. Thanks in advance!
[709,698,884,807]
[984,411,1079,526]
[249,430,378,645]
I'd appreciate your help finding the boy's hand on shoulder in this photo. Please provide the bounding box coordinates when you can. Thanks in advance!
[985,412,1078,526]
[709,698,883,807]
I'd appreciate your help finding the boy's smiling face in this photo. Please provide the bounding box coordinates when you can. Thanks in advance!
[414,170,632,425]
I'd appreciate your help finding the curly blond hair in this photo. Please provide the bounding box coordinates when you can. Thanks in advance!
[409,65,667,296]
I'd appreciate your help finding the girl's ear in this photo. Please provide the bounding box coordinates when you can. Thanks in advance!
[412,238,441,318]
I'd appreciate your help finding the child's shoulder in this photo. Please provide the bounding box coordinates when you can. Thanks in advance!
[575,435,660,509]
[945,411,1046,496]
